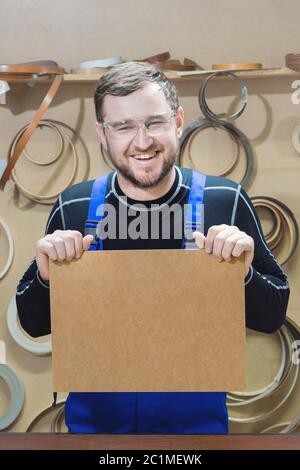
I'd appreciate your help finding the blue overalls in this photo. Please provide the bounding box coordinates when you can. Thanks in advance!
[64,170,228,434]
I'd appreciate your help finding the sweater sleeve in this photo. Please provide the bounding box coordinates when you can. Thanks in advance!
[235,187,290,333]
[16,198,64,337]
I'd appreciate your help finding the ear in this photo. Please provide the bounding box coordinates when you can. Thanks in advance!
[95,121,108,151]
[175,106,184,139]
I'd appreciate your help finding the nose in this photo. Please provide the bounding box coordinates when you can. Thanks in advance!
[132,124,154,150]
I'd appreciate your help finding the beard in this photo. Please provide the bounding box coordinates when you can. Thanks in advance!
[105,147,178,189]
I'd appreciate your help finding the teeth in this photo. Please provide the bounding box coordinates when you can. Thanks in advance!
[132,152,157,160]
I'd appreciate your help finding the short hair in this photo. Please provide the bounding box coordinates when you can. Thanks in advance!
[94,61,179,122]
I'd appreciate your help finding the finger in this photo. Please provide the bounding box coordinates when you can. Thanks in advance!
[36,239,61,282]
[205,224,230,254]
[221,232,246,262]
[231,237,253,258]
[72,231,84,258]
[36,253,50,281]
[209,226,239,260]
[63,233,77,261]
[231,236,254,273]
[50,236,67,261]
[193,231,206,249]
[37,239,58,261]
[83,234,94,251]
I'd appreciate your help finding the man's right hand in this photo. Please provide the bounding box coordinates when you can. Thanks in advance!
[36,230,94,281]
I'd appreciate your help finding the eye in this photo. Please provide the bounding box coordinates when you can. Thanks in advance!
[147,120,164,128]
[114,123,136,132]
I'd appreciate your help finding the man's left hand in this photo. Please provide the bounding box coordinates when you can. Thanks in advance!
[193,224,254,276]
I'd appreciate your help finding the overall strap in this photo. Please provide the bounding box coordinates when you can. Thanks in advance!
[183,170,206,250]
[84,173,110,251]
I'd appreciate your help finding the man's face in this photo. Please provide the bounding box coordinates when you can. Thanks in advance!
[96,83,184,188]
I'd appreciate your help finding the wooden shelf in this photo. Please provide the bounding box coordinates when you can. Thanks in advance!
[174,67,300,81]
[5,67,300,84]
[62,67,300,82]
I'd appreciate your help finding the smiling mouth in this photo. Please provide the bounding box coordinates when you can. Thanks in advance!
[130,151,159,161]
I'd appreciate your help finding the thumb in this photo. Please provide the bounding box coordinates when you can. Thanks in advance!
[82,234,94,251]
[193,231,206,249]
[36,252,50,282]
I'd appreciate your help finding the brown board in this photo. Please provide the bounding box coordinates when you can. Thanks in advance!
[49,249,246,392]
